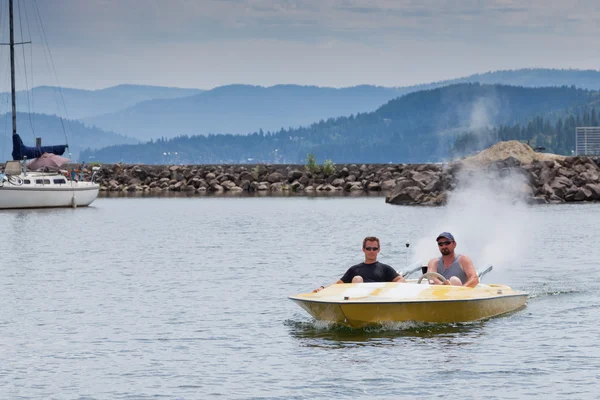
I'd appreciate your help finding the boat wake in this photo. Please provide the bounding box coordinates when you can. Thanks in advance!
[285,317,486,340]
[524,283,583,300]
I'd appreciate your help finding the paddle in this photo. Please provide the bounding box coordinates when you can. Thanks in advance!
[477,264,493,280]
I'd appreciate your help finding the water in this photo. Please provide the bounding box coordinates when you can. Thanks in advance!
[1,197,599,399]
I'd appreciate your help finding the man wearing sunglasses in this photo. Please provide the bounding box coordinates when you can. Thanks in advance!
[314,236,405,292]
[426,232,479,287]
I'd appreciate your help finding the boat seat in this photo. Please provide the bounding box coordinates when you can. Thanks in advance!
[4,160,22,175]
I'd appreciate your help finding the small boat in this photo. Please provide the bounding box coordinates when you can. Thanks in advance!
[0,160,99,209]
[0,0,99,209]
[289,271,528,328]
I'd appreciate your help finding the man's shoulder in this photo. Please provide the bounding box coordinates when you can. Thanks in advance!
[348,262,365,269]
[375,261,393,269]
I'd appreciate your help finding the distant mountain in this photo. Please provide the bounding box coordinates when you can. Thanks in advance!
[0,113,138,162]
[438,68,600,90]
[81,84,406,141]
[1,85,203,119]
[80,69,600,142]
[81,83,600,164]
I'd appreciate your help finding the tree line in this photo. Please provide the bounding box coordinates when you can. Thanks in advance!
[452,107,600,157]
[80,84,600,164]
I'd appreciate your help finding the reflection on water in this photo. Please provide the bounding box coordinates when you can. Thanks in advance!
[99,190,387,199]
[286,318,487,345]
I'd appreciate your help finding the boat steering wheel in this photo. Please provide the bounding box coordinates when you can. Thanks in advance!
[417,272,449,284]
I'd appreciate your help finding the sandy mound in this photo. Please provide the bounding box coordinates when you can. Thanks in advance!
[462,140,565,166]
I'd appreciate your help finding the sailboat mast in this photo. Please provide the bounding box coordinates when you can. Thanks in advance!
[9,0,17,136]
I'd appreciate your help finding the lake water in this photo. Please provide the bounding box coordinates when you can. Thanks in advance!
[1,195,599,399]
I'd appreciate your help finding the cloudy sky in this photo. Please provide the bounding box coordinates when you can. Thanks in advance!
[2,0,600,90]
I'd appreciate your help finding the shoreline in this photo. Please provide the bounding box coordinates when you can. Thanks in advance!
[86,154,600,205]
[98,190,388,199]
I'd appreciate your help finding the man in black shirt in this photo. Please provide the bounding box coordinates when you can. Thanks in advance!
[314,236,405,292]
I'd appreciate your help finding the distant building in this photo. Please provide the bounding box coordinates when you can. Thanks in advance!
[575,127,600,156]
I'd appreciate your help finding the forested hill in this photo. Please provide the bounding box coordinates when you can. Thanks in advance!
[81,83,600,164]
[79,69,600,142]
[81,84,405,141]
[442,69,600,90]
[0,113,138,162]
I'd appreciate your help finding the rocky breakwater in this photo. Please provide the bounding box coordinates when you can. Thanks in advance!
[92,163,411,194]
[385,140,600,205]
[88,141,600,205]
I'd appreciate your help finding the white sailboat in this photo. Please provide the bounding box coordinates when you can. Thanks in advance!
[0,0,99,209]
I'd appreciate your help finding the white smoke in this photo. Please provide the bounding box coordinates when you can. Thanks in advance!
[411,166,534,274]
[468,97,498,133]
[436,93,502,160]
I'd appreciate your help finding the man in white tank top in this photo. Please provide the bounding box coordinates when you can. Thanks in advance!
[426,232,479,287]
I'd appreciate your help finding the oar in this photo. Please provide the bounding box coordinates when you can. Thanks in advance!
[477,264,493,280]
[400,261,424,278]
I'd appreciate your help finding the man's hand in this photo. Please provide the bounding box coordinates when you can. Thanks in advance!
[313,285,325,293]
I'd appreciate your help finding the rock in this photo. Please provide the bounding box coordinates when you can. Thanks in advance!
[380,179,396,191]
[210,183,224,192]
[287,170,303,181]
[221,180,237,190]
[367,182,380,191]
[422,177,442,193]
[331,178,345,187]
[584,183,600,200]
[574,187,592,201]
[386,187,423,205]
[266,172,284,184]
[270,182,283,191]
[291,181,304,191]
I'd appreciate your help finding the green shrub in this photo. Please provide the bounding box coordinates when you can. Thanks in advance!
[305,153,319,174]
[323,159,336,176]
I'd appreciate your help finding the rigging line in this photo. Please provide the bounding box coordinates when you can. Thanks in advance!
[17,0,37,143]
[0,0,5,67]
[32,0,60,119]
[0,0,8,159]
[32,0,71,153]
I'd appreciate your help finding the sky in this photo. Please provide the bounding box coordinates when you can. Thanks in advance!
[1,0,600,90]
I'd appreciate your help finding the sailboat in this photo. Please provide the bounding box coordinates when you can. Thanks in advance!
[0,0,99,209]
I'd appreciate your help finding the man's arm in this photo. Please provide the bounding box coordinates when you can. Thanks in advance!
[426,258,445,284]
[459,256,479,287]
[313,280,343,293]
[392,275,406,283]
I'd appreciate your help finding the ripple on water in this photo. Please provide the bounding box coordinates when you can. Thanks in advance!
[1,199,600,399]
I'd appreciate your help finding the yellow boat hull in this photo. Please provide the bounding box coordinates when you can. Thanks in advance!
[289,282,528,328]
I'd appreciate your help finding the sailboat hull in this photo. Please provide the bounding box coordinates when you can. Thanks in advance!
[0,177,99,209]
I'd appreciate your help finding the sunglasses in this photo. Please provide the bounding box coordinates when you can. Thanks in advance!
[437,241,453,247]
[365,247,379,251]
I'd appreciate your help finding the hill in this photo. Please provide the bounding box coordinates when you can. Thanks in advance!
[81,84,405,141]
[3,85,203,120]
[442,68,600,90]
[79,69,600,142]
[0,113,138,162]
[81,83,600,164]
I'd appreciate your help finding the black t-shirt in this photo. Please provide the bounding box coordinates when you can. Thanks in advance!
[340,261,399,283]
